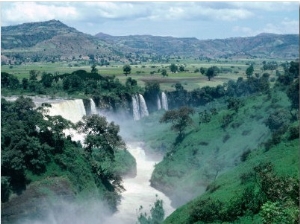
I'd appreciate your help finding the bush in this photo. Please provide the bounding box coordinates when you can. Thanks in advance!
[221,113,234,129]
[288,125,299,140]
[240,149,251,162]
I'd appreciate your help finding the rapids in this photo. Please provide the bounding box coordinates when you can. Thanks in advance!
[107,142,174,223]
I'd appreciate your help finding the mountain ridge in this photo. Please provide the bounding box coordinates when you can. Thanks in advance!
[1,20,299,63]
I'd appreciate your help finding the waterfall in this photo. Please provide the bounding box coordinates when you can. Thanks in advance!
[157,95,162,110]
[132,94,149,120]
[90,99,98,115]
[132,95,140,120]
[138,94,149,117]
[161,92,168,111]
[47,99,86,123]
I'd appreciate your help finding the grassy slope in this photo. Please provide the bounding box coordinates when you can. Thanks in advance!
[164,138,299,223]
[138,91,289,205]
[130,87,297,223]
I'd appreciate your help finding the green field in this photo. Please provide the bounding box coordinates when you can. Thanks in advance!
[1,58,284,91]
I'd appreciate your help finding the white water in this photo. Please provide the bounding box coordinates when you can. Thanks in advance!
[161,92,168,111]
[108,142,174,224]
[138,94,149,118]
[9,97,174,222]
[47,99,87,142]
[132,94,149,120]
[47,99,86,123]
[90,99,98,115]
[132,95,140,120]
[157,95,162,110]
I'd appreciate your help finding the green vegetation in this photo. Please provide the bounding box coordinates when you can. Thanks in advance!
[1,97,135,222]
[1,47,298,224]
[160,106,195,141]
[130,61,299,223]
[1,19,299,224]
[138,196,165,224]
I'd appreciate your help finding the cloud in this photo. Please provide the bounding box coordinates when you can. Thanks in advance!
[1,2,298,39]
[232,18,299,36]
[229,2,297,12]
[1,2,78,25]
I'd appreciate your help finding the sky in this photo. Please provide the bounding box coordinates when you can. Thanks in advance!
[1,1,299,40]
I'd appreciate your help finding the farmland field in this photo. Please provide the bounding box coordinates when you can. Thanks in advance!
[1,58,284,91]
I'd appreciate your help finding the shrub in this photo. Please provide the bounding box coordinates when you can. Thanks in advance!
[240,149,251,162]
[288,125,299,140]
[221,113,233,129]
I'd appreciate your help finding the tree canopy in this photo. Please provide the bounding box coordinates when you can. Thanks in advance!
[160,106,195,138]
[123,64,132,76]
[205,66,219,81]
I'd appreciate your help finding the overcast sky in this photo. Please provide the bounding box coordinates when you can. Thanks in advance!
[1,1,299,40]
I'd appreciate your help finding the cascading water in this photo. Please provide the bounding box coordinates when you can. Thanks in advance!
[47,99,86,123]
[157,95,162,110]
[132,95,140,120]
[132,94,149,120]
[138,94,149,117]
[90,99,98,115]
[161,92,168,111]
[8,97,174,223]
[107,142,174,224]
[47,99,87,142]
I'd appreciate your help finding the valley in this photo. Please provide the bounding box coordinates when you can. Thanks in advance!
[1,19,299,224]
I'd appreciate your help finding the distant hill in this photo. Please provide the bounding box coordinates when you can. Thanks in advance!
[95,32,299,59]
[1,20,118,62]
[1,20,299,63]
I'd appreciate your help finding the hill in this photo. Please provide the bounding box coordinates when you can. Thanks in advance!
[95,32,299,59]
[1,20,299,64]
[1,20,119,62]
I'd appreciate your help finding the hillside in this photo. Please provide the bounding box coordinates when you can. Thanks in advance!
[1,20,299,64]
[130,62,299,223]
[1,20,118,62]
[95,32,299,59]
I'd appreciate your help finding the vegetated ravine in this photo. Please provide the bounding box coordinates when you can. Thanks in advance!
[4,96,174,224]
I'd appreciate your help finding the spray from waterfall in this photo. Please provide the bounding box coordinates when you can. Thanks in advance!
[161,92,168,111]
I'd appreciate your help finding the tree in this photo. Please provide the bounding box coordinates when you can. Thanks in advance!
[170,63,178,73]
[123,64,131,76]
[1,72,20,89]
[40,72,53,88]
[179,65,185,72]
[76,115,126,194]
[76,115,125,157]
[137,196,165,224]
[160,106,195,138]
[161,69,168,77]
[206,66,219,81]
[200,67,206,75]
[29,70,39,81]
[246,64,254,78]
[287,78,299,115]
[91,64,98,73]
[22,78,29,89]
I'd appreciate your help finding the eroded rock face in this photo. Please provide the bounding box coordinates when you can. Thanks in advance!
[1,177,75,224]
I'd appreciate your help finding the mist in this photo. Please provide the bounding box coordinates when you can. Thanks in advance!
[17,198,114,224]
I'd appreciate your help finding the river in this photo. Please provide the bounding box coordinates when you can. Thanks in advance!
[107,142,174,223]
